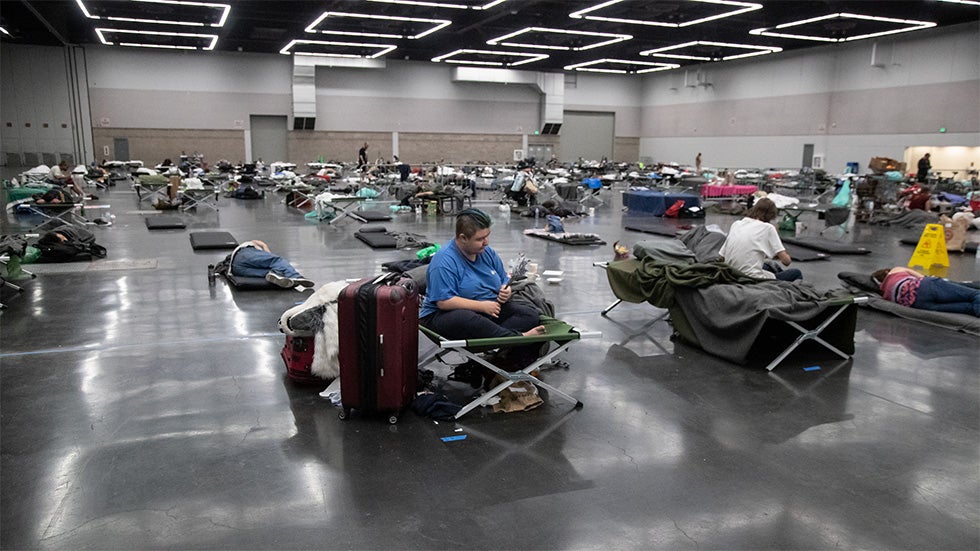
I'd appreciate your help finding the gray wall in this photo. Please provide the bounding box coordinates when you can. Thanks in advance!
[638,23,980,171]
[3,22,976,168]
[1,45,75,166]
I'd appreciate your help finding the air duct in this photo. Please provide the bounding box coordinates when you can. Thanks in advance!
[451,67,564,133]
[291,55,386,130]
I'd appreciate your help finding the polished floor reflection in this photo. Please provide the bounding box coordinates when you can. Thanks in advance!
[2,182,978,550]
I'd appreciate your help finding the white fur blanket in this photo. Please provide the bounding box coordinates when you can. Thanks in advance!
[278,280,348,379]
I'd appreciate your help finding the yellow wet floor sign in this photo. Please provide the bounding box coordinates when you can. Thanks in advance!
[908,224,949,270]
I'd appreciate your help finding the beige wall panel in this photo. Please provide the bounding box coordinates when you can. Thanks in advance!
[641,81,978,139]
[641,93,831,137]
[614,137,639,162]
[91,128,245,164]
[399,133,524,164]
[826,81,979,135]
[288,131,392,165]
[89,89,290,130]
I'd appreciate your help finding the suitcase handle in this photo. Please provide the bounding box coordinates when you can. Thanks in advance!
[372,272,400,285]
[378,333,384,377]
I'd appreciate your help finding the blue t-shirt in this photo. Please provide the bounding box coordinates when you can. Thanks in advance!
[420,239,507,318]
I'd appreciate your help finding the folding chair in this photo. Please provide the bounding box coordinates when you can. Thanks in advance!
[580,178,606,207]
[286,188,316,210]
[820,207,851,238]
[313,194,367,224]
[419,316,601,419]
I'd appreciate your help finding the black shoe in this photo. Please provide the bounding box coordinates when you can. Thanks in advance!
[293,277,315,288]
[448,361,485,389]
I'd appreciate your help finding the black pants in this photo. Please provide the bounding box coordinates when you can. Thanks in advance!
[421,302,542,369]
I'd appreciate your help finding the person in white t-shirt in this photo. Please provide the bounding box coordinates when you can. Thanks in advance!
[719,197,802,281]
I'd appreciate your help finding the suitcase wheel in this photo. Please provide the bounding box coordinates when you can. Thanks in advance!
[388,414,398,425]
[338,408,350,421]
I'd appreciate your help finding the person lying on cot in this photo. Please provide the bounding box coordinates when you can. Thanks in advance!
[399,181,445,208]
[33,187,73,204]
[420,208,545,370]
[719,197,802,282]
[872,267,980,317]
[230,240,314,289]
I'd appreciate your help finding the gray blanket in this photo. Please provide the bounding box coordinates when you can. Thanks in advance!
[679,225,726,263]
[870,209,938,228]
[672,281,856,365]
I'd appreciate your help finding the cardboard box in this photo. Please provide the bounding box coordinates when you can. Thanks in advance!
[868,157,902,174]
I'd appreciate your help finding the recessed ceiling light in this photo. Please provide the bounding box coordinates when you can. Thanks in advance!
[749,13,936,42]
[77,0,230,27]
[305,12,451,40]
[570,0,762,28]
[564,59,680,74]
[431,49,548,67]
[0,26,11,37]
[487,27,632,51]
[280,39,397,59]
[367,0,506,9]
[641,41,781,61]
[95,28,218,50]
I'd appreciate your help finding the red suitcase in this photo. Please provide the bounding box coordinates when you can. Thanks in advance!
[337,274,419,423]
[280,335,324,385]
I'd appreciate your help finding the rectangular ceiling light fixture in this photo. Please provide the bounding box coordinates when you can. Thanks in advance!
[76,0,230,27]
[749,13,936,42]
[95,28,218,49]
[432,49,548,67]
[641,40,781,61]
[564,59,680,74]
[305,12,451,39]
[938,0,980,5]
[487,27,632,51]
[570,0,762,28]
[0,27,11,37]
[367,0,506,9]
[280,39,397,58]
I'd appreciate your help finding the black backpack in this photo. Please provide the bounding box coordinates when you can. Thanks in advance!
[36,225,107,262]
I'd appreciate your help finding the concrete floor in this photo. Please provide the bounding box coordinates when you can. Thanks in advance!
[1,177,978,550]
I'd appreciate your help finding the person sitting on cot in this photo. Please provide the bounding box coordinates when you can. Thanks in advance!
[420,208,545,375]
[230,240,314,289]
[871,266,979,317]
[719,197,802,282]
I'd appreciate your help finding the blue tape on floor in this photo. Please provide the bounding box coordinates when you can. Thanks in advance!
[441,435,467,442]
[803,366,821,372]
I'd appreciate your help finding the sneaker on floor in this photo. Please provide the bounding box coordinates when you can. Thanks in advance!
[265,272,293,288]
[293,277,315,288]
